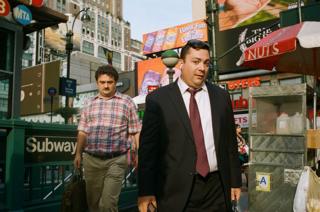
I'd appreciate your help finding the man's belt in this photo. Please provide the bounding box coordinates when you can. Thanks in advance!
[84,151,125,160]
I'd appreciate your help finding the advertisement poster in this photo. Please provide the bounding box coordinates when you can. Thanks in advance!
[136,58,181,96]
[216,19,280,74]
[218,0,293,31]
[142,19,208,55]
[45,14,82,52]
[21,60,61,115]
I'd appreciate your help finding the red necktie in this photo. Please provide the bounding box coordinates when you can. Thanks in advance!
[188,88,210,177]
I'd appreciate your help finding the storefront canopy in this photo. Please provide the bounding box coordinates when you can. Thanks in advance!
[8,0,68,34]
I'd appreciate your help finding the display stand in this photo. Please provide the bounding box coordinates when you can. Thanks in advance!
[248,83,315,212]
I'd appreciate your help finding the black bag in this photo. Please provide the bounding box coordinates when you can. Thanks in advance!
[61,169,88,212]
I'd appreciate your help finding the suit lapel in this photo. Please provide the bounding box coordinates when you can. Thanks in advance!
[167,82,194,141]
[207,83,220,156]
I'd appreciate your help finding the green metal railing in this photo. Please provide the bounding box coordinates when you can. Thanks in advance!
[0,119,138,211]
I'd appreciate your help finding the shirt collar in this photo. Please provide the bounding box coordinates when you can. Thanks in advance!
[177,77,208,94]
[94,91,122,100]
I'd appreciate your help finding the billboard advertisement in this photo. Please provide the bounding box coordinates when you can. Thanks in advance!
[136,58,181,95]
[216,19,280,74]
[217,0,293,31]
[21,60,61,115]
[45,14,82,52]
[142,19,208,55]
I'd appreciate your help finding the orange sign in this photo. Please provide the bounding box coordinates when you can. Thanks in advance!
[227,77,261,90]
[142,19,208,55]
[137,58,181,95]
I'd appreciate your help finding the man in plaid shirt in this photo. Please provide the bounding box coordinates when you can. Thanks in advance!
[74,65,141,212]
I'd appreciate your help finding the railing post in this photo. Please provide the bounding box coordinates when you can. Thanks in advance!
[5,120,25,211]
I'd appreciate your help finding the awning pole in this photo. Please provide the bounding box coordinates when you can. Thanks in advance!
[297,0,302,22]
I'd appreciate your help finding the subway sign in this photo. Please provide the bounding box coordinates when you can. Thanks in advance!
[25,136,77,163]
[13,4,32,26]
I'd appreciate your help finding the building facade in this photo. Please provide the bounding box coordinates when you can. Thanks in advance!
[22,0,144,78]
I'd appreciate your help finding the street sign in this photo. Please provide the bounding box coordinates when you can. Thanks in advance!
[13,4,32,26]
[0,0,10,17]
[47,87,57,96]
[59,77,77,97]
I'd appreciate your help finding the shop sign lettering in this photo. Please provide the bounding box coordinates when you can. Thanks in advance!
[232,96,248,110]
[25,136,77,163]
[227,77,261,90]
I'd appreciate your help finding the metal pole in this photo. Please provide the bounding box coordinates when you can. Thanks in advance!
[167,68,175,84]
[207,0,219,84]
[50,96,53,123]
[297,0,302,23]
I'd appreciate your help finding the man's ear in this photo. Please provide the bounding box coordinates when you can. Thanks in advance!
[179,59,184,69]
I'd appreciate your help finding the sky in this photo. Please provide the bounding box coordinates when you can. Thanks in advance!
[123,0,192,41]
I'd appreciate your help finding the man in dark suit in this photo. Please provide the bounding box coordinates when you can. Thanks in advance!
[138,40,242,212]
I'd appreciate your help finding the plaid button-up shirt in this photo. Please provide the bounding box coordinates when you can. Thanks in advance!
[78,91,141,154]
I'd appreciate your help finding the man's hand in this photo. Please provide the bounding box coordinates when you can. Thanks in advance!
[231,187,241,201]
[73,153,82,169]
[138,195,157,212]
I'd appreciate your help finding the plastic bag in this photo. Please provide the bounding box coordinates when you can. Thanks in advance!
[306,167,320,212]
[293,167,310,212]
[293,166,320,212]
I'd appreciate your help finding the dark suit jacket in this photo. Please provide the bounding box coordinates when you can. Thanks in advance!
[138,81,241,212]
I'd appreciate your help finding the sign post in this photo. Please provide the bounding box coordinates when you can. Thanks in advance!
[48,87,57,123]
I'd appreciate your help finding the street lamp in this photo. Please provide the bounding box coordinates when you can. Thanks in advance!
[161,50,179,84]
[65,7,91,108]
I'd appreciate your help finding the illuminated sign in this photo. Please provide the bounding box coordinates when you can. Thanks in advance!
[231,96,248,110]
[0,0,10,17]
[234,114,249,128]
[13,4,32,26]
[142,19,208,55]
[227,77,261,90]
[25,136,77,163]
[136,58,181,95]
[147,85,159,93]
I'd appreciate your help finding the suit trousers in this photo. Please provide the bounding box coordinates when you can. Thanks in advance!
[184,171,228,212]
[83,153,127,212]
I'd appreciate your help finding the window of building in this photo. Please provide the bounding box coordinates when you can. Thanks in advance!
[279,77,303,85]
[0,29,12,118]
[112,51,122,71]
[82,40,94,55]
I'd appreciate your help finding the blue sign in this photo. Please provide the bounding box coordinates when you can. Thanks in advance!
[13,5,32,26]
[47,87,57,96]
[59,78,77,97]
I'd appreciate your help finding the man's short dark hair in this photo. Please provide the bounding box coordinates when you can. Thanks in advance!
[95,65,119,81]
[180,39,210,60]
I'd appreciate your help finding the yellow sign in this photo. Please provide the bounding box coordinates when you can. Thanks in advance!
[256,172,271,192]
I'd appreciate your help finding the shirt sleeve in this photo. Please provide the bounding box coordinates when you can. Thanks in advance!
[77,101,89,133]
[127,98,142,134]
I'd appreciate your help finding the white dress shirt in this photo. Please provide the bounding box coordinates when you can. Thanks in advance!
[177,78,218,172]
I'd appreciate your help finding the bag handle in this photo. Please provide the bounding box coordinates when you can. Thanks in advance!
[73,166,84,181]
[231,200,239,212]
